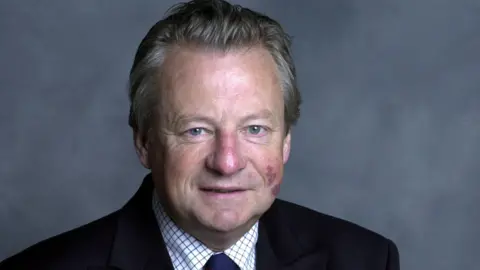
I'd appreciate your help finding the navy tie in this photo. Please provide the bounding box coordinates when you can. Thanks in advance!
[204,253,239,270]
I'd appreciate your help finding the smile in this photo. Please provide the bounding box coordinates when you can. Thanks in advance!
[205,189,237,193]
[200,188,247,198]
[202,188,243,193]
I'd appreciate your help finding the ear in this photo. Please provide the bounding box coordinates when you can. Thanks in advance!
[282,131,291,164]
[134,131,151,169]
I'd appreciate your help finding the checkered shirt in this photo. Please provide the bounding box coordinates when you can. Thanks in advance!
[152,191,258,270]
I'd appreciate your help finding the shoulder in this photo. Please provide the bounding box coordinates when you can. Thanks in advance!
[269,199,399,266]
[272,199,388,241]
[0,211,119,270]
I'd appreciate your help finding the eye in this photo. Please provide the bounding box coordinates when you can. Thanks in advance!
[246,125,266,135]
[186,127,206,136]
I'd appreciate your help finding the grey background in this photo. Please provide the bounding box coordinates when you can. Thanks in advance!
[1,0,479,269]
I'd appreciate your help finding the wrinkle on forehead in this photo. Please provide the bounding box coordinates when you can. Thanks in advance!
[161,46,279,90]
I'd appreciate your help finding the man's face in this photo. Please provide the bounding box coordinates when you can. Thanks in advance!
[136,46,291,237]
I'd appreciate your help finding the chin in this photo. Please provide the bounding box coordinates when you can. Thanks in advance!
[200,208,251,233]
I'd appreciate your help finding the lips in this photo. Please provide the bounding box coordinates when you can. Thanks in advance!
[200,187,245,193]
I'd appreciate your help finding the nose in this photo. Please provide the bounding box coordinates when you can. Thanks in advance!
[206,132,246,176]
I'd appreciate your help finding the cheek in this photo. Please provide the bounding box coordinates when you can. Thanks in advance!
[266,165,277,185]
[265,163,283,196]
[163,146,203,185]
[166,143,203,167]
[271,183,281,196]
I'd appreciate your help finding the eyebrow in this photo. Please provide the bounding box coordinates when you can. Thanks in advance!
[173,109,278,128]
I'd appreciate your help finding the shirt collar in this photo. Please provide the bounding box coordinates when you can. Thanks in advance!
[152,191,258,269]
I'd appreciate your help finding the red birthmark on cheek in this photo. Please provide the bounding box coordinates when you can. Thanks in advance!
[266,165,282,196]
[266,165,277,186]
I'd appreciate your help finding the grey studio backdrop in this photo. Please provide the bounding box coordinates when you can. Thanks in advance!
[0,0,479,269]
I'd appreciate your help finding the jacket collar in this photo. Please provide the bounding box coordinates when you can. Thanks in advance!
[256,200,329,270]
[108,174,173,270]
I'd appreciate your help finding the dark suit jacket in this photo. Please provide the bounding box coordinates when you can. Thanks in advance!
[0,175,400,270]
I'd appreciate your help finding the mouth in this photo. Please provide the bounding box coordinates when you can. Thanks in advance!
[200,188,245,193]
[199,187,247,197]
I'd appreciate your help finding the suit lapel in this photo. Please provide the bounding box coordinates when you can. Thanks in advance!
[107,174,174,270]
[255,220,282,270]
[256,200,329,270]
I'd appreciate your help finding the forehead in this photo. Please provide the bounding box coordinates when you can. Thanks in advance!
[157,46,283,115]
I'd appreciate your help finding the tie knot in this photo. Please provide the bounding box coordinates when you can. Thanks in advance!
[205,253,239,270]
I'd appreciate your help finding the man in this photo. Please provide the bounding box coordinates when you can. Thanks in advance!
[1,0,400,269]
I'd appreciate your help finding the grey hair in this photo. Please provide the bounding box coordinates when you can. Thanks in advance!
[128,0,301,142]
